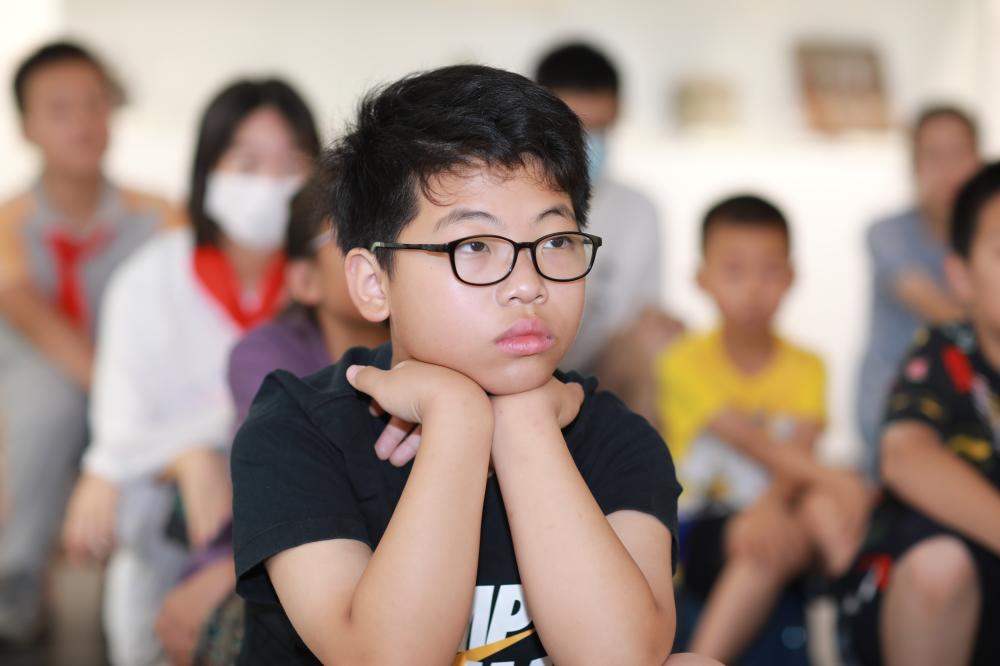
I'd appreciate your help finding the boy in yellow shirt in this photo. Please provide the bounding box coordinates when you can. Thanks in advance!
[658,195,870,664]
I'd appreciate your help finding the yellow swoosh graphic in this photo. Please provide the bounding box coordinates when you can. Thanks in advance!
[453,628,537,665]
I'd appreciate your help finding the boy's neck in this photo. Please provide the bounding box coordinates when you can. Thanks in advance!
[41,168,104,224]
[317,311,388,360]
[719,323,777,376]
[219,239,279,294]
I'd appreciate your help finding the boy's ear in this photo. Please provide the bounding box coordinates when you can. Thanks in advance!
[285,259,322,307]
[945,252,974,305]
[344,248,390,323]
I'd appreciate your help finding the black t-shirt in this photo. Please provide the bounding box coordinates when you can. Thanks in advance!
[861,323,1000,547]
[883,323,1000,485]
[231,343,681,665]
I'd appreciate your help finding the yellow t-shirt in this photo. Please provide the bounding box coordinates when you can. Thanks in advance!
[656,330,826,512]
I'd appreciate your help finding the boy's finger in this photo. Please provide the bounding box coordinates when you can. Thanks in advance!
[373,418,411,460]
[388,429,422,467]
[345,365,382,395]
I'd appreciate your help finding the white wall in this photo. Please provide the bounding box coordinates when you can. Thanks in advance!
[1,0,991,463]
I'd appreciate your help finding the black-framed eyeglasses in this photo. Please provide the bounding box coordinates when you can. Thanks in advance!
[370,231,602,286]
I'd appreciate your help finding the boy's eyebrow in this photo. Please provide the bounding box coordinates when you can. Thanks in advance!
[433,204,575,232]
[433,208,501,231]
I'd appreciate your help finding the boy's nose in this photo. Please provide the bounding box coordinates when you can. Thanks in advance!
[497,247,547,305]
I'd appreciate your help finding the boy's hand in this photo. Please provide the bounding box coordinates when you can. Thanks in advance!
[173,448,232,551]
[491,376,585,430]
[62,472,119,564]
[348,361,489,466]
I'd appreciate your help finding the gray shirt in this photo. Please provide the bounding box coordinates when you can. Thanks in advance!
[857,208,949,475]
[561,177,663,374]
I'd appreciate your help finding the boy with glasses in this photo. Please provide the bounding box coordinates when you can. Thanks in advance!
[230,65,714,666]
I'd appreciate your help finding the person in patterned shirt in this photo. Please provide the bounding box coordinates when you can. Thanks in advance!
[841,162,1000,666]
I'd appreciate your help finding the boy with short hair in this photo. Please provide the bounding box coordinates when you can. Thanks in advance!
[0,40,177,645]
[231,65,715,666]
[657,195,869,664]
[842,162,1000,666]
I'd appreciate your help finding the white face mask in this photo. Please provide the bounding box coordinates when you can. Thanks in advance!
[205,172,303,251]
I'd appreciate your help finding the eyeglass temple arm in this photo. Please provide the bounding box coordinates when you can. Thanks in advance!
[369,241,451,252]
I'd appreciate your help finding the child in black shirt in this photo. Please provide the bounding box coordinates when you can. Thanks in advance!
[842,162,1000,666]
[231,65,715,666]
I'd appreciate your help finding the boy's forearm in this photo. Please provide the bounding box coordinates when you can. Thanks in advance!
[709,410,824,490]
[0,285,93,388]
[491,415,673,665]
[347,405,493,663]
[883,423,1000,556]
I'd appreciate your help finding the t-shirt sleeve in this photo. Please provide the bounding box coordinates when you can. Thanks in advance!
[656,343,724,460]
[881,328,959,440]
[232,372,371,605]
[868,218,920,295]
[792,352,827,423]
[580,391,682,571]
[228,327,285,428]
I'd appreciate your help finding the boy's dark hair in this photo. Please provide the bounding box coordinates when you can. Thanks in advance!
[189,78,321,247]
[13,40,123,113]
[317,64,590,270]
[912,105,978,156]
[701,194,790,253]
[951,161,1000,259]
[535,42,619,94]
[285,179,327,261]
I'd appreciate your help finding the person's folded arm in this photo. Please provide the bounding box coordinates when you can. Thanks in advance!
[0,282,92,388]
[490,381,675,666]
[882,420,1000,556]
[264,363,494,666]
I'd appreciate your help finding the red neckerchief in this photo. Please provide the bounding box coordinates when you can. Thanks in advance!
[46,225,110,330]
[192,246,286,331]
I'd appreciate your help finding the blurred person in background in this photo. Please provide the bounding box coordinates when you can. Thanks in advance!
[536,41,682,425]
[60,78,320,665]
[856,106,980,478]
[153,181,388,665]
[0,40,179,649]
[841,162,1000,666]
[658,195,870,664]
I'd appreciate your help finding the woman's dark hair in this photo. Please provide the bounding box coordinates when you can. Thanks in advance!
[189,79,321,247]
[13,40,124,113]
[316,64,590,272]
[912,105,978,157]
[951,161,1000,259]
[701,194,790,254]
[535,42,619,94]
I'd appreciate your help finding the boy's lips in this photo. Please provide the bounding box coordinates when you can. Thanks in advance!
[495,318,556,356]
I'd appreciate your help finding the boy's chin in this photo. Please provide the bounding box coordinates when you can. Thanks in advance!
[473,362,557,397]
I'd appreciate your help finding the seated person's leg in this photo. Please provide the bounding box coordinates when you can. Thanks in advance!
[664,653,725,665]
[689,496,812,663]
[881,536,980,666]
[103,482,189,666]
[794,470,873,576]
[0,332,87,642]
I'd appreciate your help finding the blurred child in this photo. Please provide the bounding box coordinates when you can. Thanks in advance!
[153,182,388,665]
[842,162,1000,666]
[535,42,682,423]
[60,78,320,665]
[857,106,980,477]
[658,195,870,664]
[0,41,178,646]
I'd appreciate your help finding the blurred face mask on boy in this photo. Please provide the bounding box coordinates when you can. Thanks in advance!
[205,172,302,251]
[585,131,608,183]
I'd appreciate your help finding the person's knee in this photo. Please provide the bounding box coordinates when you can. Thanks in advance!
[891,536,979,609]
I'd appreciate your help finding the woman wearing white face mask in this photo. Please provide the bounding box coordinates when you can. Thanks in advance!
[61,78,319,666]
